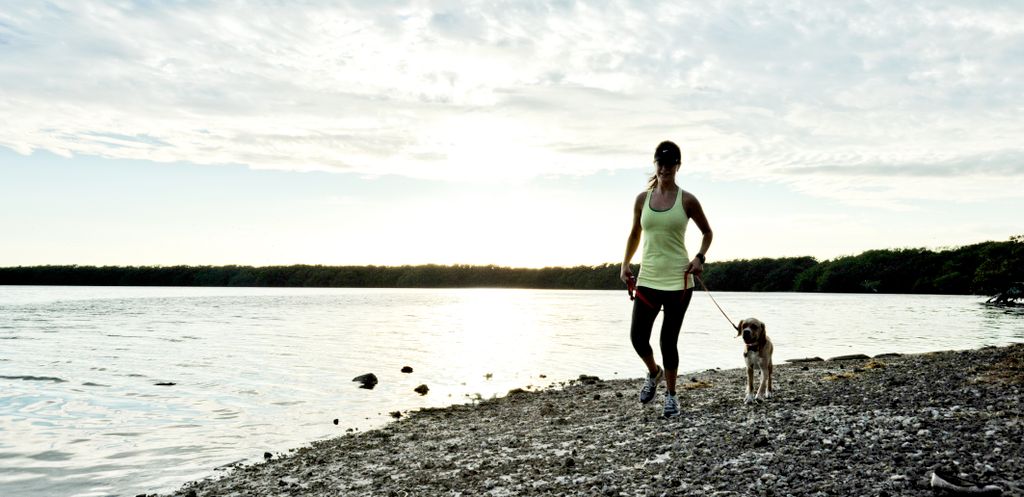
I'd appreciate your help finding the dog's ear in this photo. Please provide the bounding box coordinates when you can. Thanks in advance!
[761,322,766,333]
[736,319,745,337]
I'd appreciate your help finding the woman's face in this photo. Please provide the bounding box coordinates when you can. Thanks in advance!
[656,161,680,182]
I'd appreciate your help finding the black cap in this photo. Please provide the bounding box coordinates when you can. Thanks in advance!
[654,141,681,165]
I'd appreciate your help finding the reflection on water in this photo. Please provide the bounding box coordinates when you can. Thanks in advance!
[0,286,1021,497]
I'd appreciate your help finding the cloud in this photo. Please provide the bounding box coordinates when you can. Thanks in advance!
[1,1,1023,202]
[779,151,1024,178]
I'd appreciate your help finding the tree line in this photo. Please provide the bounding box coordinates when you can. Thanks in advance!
[0,237,1020,295]
[701,237,1023,295]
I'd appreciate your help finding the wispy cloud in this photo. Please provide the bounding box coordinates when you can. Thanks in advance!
[1,1,1022,203]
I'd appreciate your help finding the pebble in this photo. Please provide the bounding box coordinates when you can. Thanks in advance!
[166,344,1024,497]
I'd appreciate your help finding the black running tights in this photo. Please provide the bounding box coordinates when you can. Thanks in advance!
[629,286,693,371]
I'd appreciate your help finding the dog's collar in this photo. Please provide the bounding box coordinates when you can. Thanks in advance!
[744,335,767,353]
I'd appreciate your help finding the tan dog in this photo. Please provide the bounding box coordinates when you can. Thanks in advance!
[738,318,773,403]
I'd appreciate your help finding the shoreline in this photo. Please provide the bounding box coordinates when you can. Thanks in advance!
[167,344,1023,497]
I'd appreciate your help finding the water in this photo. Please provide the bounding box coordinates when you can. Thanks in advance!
[0,286,1021,497]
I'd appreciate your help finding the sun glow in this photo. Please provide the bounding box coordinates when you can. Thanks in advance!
[428,290,548,399]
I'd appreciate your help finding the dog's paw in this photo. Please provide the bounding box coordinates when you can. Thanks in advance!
[744,394,755,404]
[762,391,773,399]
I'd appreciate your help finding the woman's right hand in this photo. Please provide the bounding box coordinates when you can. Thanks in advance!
[621,266,636,299]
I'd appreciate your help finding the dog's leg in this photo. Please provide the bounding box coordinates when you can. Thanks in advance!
[753,366,770,401]
[756,358,770,401]
[744,365,755,404]
[765,359,773,399]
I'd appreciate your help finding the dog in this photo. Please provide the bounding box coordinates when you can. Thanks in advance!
[738,318,773,403]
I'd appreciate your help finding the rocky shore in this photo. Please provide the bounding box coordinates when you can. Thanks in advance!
[168,344,1023,497]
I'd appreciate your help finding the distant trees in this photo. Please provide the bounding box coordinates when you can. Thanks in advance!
[701,257,817,292]
[0,263,626,290]
[1,237,1021,295]
[784,239,1024,295]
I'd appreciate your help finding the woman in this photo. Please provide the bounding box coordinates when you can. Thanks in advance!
[620,140,713,418]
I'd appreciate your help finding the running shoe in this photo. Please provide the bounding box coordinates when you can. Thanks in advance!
[639,365,663,404]
[663,392,680,418]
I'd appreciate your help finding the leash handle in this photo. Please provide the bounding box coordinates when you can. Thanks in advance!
[688,271,741,334]
[626,275,657,309]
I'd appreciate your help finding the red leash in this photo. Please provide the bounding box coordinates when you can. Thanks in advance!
[690,272,740,334]
[626,275,655,308]
[627,272,739,334]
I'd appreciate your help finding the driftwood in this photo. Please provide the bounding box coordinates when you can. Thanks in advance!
[785,357,824,363]
[828,354,872,361]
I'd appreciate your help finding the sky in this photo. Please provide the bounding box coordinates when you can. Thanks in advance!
[1,1,1022,268]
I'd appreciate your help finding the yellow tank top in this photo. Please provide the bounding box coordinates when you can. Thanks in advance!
[637,188,694,291]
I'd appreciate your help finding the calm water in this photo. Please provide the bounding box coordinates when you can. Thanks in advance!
[1,286,1022,496]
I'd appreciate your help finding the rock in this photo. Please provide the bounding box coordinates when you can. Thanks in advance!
[785,357,824,363]
[874,353,902,359]
[578,374,601,385]
[352,373,378,389]
[401,366,413,373]
[155,382,176,386]
[565,457,575,468]
[414,384,429,395]
[263,452,272,460]
[390,411,402,419]
[683,380,713,390]
[333,418,339,425]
